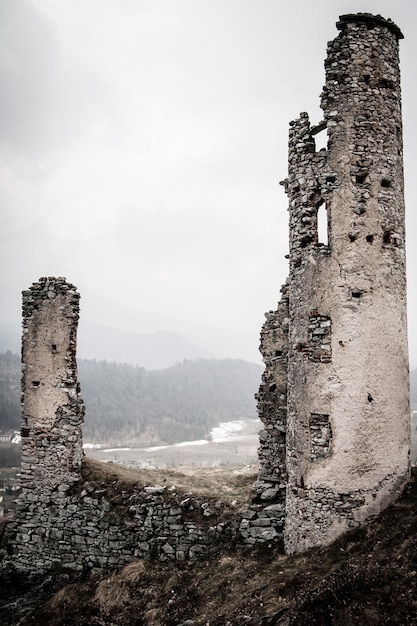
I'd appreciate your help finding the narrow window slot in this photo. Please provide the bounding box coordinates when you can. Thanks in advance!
[317,204,328,246]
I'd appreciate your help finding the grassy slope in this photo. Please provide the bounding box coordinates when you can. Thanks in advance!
[1,463,417,625]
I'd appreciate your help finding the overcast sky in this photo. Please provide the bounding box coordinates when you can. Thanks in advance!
[0,0,416,366]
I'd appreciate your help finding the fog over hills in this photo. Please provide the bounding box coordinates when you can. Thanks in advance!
[77,322,215,369]
[0,321,20,354]
[0,320,218,370]
[0,311,260,369]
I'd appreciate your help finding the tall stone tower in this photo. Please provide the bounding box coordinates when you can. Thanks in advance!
[14,277,85,568]
[20,277,84,490]
[247,14,410,553]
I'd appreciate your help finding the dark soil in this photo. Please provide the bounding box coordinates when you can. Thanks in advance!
[1,468,417,626]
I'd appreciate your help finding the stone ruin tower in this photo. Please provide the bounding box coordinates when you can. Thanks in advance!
[247,14,410,553]
[16,277,84,559]
[20,277,84,489]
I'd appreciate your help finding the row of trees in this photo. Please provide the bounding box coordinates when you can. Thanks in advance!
[2,350,416,445]
[78,357,262,444]
[0,444,20,467]
[0,351,20,431]
[0,352,262,445]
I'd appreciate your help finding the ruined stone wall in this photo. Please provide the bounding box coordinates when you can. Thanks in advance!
[7,14,412,571]
[252,13,410,554]
[285,13,410,554]
[20,277,84,489]
[239,283,289,545]
[12,465,238,573]
[9,278,239,573]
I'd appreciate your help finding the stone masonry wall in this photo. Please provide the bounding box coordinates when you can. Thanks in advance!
[285,13,410,554]
[8,278,240,574]
[5,14,412,571]
[12,462,238,573]
[20,277,84,489]
[239,283,289,545]
[248,13,410,554]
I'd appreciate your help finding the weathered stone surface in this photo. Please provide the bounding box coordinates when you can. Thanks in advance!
[5,13,412,573]
[8,278,240,574]
[245,13,410,554]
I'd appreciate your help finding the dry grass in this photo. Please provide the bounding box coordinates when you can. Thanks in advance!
[81,456,258,506]
[94,577,131,617]
[3,469,417,625]
[46,584,87,612]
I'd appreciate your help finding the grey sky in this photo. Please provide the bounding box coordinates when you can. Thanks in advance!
[1,0,416,365]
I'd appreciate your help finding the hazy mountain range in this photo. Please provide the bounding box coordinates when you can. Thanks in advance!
[77,322,215,369]
[0,320,217,370]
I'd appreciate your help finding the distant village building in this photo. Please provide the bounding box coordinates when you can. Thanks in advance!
[0,432,13,443]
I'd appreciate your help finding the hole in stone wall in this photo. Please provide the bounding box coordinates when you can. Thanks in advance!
[335,74,347,85]
[300,235,313,248]
[355,173,368,185]
[348,234,357,242]
[351,289,362,298]
[32,381,40,387]
[366,234,374,243]
[381,179,391,188]
[363,74,370,84]
[383,231,399,246]
[317,203,328,246]
[368,393,374,403]
[314,129,328,152]
[275,350,283,358]
[326,175,336,186]
[377,78,394,89]
[310,121,327,150]
[51,344,57,353]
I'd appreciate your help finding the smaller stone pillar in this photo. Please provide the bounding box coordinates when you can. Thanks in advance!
[20,277,84,490]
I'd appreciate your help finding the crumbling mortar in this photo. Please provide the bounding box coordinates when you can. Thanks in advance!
[246,12,410,553]
[6,12,411,572]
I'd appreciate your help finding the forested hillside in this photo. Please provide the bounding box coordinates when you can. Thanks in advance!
[2,351,416,446]
[79,357,262,444]
[0,352,262,445]
[0,351,20,431]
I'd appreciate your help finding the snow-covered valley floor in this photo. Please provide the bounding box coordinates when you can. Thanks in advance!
[85,419,261,468]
